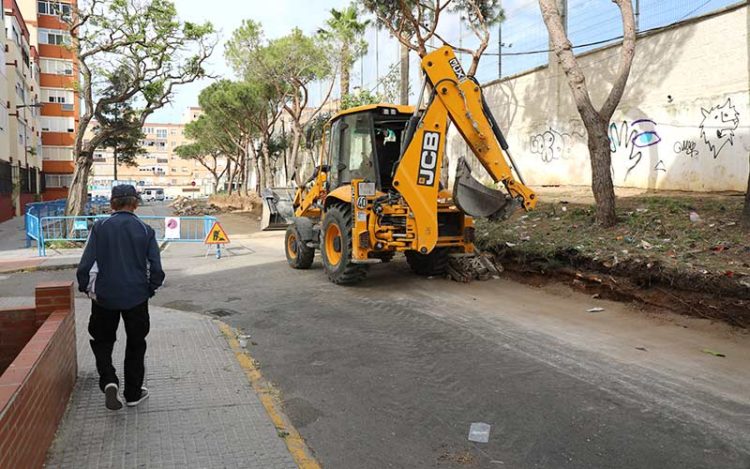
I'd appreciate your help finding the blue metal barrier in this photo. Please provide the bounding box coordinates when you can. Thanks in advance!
[34,215,218,257]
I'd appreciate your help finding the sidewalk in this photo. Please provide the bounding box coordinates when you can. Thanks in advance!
[21,298,297,468]
[0,215,81,273]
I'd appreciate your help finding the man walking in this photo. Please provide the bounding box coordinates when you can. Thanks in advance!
[77,185,165,410]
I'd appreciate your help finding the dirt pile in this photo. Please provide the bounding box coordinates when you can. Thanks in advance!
[169,196,220,216]
[208,193,262,214]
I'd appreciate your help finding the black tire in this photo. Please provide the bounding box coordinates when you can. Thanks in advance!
[405,248,450,276]
[285,225,314,269]
[321,204,368,284]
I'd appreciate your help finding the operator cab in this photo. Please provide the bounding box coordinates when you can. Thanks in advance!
[325,104,413,192]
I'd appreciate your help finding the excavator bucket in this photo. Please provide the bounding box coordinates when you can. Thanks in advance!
[453,157,516,220]
[260,187,296,231]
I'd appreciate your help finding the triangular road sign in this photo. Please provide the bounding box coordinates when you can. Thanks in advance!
[204,221,230,245]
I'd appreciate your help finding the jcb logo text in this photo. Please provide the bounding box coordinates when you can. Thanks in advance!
[418,131,440,186]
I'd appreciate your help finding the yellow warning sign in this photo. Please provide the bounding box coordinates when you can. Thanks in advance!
[204,221,230,245]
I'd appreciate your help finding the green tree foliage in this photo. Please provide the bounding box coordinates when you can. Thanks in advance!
[95,74,146,175]
[226,21,333,186]
[341,89,380,110]
[194,80,275,194]
[64,0,216,215]
[174,121,229,194]
[362,0,503,75]
[318,3,370,98]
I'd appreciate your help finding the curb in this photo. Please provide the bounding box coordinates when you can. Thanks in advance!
[0,262,79,274]
[216,321,321,469]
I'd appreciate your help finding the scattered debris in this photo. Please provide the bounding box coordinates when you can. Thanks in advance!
[587,307,605,313]
[468,422,491,443]
[689,210,702,224]
[701,348,726,358]
[447,253,503,283]
[437,449,476,465]
[639,240,654,250]
[635,346,648,352]
[170,196,220,216]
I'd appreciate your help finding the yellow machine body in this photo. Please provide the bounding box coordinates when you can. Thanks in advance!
[285,46,536,284]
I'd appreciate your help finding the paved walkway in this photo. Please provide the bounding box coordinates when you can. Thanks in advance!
[3,297,297,468]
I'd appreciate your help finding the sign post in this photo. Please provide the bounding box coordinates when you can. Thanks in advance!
[204,221,230,259]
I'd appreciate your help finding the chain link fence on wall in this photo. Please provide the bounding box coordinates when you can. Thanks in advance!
[472,0,744,84]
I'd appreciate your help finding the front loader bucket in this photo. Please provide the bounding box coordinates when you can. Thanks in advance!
[453,157,515,220]
[260,187,296,231]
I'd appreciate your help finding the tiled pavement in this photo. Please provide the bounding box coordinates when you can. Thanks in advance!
[26,298,298,469]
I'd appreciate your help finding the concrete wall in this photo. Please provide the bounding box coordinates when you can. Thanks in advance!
[447,4,750,192]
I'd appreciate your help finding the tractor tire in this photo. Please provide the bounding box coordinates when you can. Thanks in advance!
[321,204,368,284]
[285,225,314,269]
[405,248,450,276]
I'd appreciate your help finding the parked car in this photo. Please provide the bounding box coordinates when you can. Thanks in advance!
[141,187,165,202]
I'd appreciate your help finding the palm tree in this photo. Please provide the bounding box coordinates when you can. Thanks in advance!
[319,3,370,99]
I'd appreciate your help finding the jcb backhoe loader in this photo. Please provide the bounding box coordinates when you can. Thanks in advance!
[282,45,537,284]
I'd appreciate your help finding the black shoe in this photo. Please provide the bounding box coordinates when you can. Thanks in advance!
[126,387,149,407]
[104,383,123,410]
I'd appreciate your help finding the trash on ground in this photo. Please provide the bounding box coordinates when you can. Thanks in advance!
[701,348,726,358]
[635,346,648,352]
[468,422,491,443]
[587,307,605,313]
[447,253,503,283]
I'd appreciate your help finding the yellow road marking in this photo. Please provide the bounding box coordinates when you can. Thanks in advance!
[217,322,321,469]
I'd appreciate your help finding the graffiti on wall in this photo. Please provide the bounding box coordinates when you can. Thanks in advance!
[700,98,740,158]
[609,119,662,179]
[529,122,585,163]
[673,140,699,158]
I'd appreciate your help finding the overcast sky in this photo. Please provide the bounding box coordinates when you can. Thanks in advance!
[149,0,737,123]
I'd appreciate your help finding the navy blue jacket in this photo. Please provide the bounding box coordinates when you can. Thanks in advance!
[76,211,165,310]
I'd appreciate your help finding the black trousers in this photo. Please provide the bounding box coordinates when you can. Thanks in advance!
[89,300,150,402]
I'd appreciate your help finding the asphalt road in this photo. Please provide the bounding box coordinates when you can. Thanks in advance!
[3,210,749,469]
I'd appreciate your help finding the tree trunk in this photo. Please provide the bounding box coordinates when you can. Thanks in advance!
[113,148,118,181]
[399,43,409,105]
[539,0,635,227]
[742,151,750,230]
[226,159,234,195]
[587,118,617,227]
[341,43,351,98]
[289,123,303,185]
[261,144,272,189]
[66,151,93,216]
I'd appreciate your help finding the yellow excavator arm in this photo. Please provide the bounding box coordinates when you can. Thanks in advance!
[392,46,537,253]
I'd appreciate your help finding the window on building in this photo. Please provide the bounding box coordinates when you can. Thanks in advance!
[144,127,154,134]
[42,88,74,104]
[38,1,72,18]
[38,28,72,46]
[40,58,73,76]
[43,146,73,161]
[40,116,75,133]
[44,173,73,188]
[156,128,167,138]
[170,129,177,135]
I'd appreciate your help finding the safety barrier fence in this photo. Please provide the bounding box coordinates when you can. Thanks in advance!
[27,214,217,257]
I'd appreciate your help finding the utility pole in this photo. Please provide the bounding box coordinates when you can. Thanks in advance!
[375,29,379,95]
[635,0,640,31]
[399,42,409,105]
[113,148,118,181]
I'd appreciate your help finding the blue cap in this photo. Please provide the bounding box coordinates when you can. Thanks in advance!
[111,184,141,200]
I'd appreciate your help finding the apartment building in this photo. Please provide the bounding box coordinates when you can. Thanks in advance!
[89,108,224,198]
[0,0,42,222]
[19,0,76,200]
